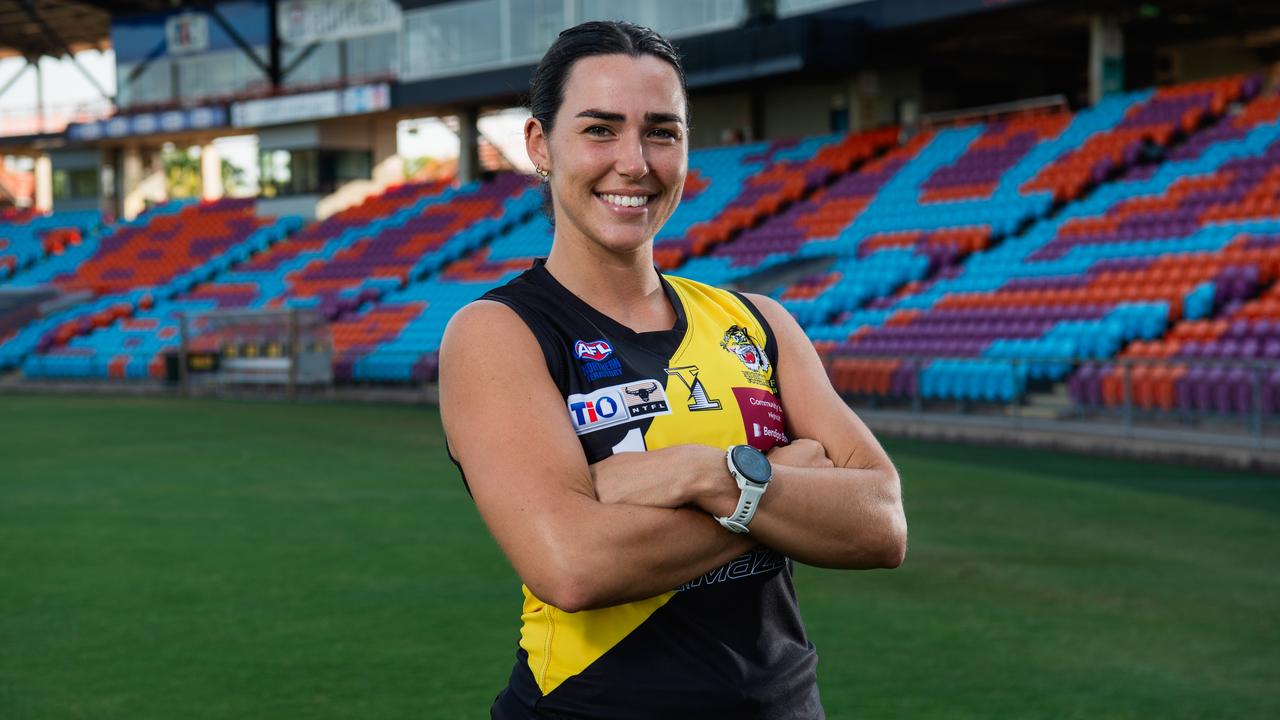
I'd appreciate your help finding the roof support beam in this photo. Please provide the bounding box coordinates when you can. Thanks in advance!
[203,2,280,89]
[122,40,168,90]
[17,0,114,102]
[281,42,321,82]
[0,57,31,102]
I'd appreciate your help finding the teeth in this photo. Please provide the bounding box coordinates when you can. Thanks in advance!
[601,193,650,208]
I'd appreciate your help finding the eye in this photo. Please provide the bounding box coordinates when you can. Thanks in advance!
[585,125,613,137]
[649,127,680,141]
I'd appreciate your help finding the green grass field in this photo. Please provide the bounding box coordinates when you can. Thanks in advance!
[2,394,1277,719]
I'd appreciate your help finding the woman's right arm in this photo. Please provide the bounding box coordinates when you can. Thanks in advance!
[439,300,752,612]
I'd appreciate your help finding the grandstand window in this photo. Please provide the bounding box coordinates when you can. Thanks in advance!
[508,0,565,61]
[579,0,744,38]
[345,32,400,81]
[402,0,503,80]
[283,42,342,89]
[402,0,744,81]
[258,149,371,197]
[777,0,873,17]
[116,60,175,108]
[177,49,269,103]
[280,32,397,90]
[52,169,98,201]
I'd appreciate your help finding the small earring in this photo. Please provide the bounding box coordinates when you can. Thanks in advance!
[535,164,550,181]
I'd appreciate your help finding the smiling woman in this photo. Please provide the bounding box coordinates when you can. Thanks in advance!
[439,20,906,720]
[531,52,688,277]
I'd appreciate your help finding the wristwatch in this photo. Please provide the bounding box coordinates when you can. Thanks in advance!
[716,444,773,534]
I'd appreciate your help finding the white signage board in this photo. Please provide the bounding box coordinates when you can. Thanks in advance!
[278,0,401,45]
[231,83,390,127]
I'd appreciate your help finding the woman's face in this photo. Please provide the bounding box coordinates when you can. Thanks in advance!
[529,53,688,257]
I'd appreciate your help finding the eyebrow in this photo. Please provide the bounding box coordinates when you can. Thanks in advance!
[576,109,685,125]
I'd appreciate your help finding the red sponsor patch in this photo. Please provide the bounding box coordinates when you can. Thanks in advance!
[732,387,788,451]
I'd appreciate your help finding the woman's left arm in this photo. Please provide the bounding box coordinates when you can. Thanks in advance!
[710,292,906,569]
[592,293,907,569]
[631,292,901,570]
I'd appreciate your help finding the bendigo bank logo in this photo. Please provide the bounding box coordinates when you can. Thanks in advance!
[567,380,671,435]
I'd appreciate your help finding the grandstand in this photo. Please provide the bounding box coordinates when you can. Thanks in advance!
[0,0,1277,463]
[5,3,1280,719]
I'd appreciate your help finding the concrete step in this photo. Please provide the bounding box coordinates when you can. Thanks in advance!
[1008,385,1074,420]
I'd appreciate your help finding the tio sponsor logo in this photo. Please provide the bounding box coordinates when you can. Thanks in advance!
[569,395,620,426]
[567,380,671,435]
[574,339,613,362]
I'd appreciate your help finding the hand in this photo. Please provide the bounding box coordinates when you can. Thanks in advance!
[767,438,834,469]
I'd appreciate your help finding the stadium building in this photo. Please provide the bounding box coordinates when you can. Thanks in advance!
[2,0,1280,466]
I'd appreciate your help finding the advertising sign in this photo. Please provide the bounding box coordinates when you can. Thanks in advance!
[278,0,401,45]
[230,83,390,128]
[67,107,229,142]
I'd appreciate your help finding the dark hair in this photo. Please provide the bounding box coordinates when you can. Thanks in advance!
[529,20,688,135]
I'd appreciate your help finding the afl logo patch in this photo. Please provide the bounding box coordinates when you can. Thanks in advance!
[574,339,613,362]
[574,338,623,382]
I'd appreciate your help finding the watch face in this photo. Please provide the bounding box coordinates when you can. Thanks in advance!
[731,445,772,484]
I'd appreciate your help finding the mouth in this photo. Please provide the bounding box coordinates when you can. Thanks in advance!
[595,192,656,212]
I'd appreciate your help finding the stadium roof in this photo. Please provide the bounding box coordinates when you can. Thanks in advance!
[0,0,171,61]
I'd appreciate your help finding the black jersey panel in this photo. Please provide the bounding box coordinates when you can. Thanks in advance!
[536,560,823,720]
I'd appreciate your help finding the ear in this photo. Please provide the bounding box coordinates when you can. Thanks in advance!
[525,117,550,172]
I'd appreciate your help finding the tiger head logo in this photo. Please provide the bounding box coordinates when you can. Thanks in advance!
[721,325,770,373]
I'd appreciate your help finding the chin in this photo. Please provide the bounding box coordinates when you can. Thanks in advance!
[584,222,653,253]
[596,234,653,256]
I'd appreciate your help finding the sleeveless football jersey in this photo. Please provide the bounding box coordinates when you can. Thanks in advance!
[469,260,822,719]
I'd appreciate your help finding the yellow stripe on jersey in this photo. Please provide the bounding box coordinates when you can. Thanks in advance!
[519,585,676,695]
[518,275,777,697]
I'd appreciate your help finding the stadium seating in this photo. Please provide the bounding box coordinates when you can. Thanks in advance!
[793,83,1253,343]
[327,178,543,381]
[1072,236,1280,416]
[5,72,1276,417]
[0,210,102,281]
[655,129,899,269]
[13,199,302,378]
[1,200,298,372]
[24,176,537,380]
[815,75,1267,403]
[328,135,896,382]
[338,211,552,382]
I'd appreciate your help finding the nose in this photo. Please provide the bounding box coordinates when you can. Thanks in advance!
[615,130,649,179]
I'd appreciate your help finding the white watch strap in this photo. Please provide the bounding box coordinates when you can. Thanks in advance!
[717,483,765,534]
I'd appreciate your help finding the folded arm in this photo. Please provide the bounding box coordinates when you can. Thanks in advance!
[439,301,752,613]
[592,294,907,570]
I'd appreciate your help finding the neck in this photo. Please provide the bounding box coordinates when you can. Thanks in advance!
[544,233,674,333]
